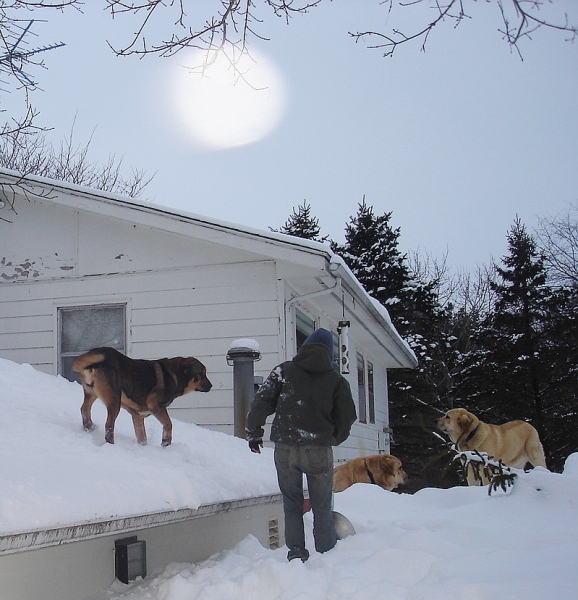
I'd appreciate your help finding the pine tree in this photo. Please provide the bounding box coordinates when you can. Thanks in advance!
[457,218,578,471]
[272,202,327,242]
[333,199,462,489]
[331,198,410,324]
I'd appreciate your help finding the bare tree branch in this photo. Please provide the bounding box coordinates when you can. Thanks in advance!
[105,1,323,58]
[536,202,578,286]
[0,120,154,220]
[103,1,577,63]
[350,0,577,59]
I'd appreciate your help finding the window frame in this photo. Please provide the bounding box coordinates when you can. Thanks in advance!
[367,360,375,424]
[357,353,367,424]
[58,302,127,382]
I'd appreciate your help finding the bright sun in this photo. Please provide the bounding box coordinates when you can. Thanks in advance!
[172,48,287,151]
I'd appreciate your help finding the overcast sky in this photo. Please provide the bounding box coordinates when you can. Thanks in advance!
[5,1,578,271]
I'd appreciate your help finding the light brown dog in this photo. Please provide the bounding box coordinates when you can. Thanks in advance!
[333,454,407,493]
[73,347,212,446]
[435,408,547,485]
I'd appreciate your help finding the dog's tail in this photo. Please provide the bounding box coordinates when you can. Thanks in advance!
[72,350,107,373]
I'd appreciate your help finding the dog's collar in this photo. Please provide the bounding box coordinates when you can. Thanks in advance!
[458,425,479,448]
[364,459,377,485]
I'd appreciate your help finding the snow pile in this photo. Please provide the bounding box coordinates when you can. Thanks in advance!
[1,357,577,599]
[0,358,279,534]
[97,462,578,600]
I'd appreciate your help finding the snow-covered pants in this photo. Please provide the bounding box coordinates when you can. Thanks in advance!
[274,444,337,558]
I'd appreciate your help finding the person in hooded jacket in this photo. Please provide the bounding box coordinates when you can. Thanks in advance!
[246,328,356,562]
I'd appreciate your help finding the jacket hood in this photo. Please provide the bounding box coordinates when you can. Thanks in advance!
[293,343,334,373]
[301,328,334,361]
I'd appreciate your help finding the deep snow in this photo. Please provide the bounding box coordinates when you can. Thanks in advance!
[1,358,577,599]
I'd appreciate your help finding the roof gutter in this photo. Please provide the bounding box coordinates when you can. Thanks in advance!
[326,256,418,369]
[284,275,342,361]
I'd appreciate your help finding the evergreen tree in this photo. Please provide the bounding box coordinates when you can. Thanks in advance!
[272,202,327,242]
[331,198,410,325]
[457,218,578,471]
[333,199,463,489]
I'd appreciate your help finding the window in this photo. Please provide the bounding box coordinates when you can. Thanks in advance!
[59,304,126,382]
[331,331,339,368]
[357,353,367,423]
[367,361,375,424]
[295,309,315,350]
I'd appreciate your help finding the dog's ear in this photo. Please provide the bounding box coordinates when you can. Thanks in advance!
[379,456,396,476]
[458,412,473,429]
[179,358,205,381]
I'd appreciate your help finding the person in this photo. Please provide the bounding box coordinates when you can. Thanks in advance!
[246,328,356,562]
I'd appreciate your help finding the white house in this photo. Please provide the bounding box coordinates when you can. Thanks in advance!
[0,169,417,462]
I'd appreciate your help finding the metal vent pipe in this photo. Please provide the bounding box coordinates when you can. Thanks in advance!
[226,339,261,438]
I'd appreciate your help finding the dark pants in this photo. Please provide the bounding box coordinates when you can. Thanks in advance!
[274,444,337,558]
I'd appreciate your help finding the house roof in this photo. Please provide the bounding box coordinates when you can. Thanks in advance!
[0,168,417,368]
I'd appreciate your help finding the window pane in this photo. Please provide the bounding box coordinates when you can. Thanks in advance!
[357,353,366,423]
[59,304,125,382]
[368,361,375,424]
[61,305,125,353]
[295,309,315,350]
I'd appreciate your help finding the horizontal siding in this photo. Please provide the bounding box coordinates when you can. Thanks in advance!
[132,299,278,325]
[0,261,282,407]
[131,319,279,347]
[0,331,54,351]
[0,315,50,335]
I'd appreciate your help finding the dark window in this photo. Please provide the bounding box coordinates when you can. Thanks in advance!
[357,353,367,423]
[295,309,315,350]
[368,361,375,424]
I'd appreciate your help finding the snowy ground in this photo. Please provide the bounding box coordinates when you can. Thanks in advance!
[2,358,577,599]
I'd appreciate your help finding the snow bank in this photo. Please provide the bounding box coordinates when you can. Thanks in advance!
[98,459,578,600]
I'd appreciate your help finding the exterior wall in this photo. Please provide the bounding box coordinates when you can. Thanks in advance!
[1,191,409,456]
[0,495,284,600]
[251,285,394,464]
[0,261,281,434]
[333,339,391,463]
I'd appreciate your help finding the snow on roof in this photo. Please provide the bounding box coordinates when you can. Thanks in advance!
[0,358,279,536]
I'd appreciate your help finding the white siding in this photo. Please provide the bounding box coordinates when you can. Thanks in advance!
[1,185,412,458]
[0,260,282,434]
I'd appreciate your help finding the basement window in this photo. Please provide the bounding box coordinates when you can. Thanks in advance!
[58,304,126,382]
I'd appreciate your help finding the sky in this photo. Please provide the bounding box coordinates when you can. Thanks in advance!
[1,357,577,599]
[2,1,578,270]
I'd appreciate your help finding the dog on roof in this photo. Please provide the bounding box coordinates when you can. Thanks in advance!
[73,347,211,446]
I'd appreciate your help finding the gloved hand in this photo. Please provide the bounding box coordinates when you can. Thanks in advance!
[249,439,263,454]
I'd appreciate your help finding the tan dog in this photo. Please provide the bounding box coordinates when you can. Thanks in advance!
[333,454,407,493]
[435,408,547,485]
[73,347,212,446]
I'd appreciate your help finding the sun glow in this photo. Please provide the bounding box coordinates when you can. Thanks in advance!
[172,48,287,151]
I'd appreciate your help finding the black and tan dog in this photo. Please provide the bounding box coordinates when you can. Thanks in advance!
[73,347,212,446]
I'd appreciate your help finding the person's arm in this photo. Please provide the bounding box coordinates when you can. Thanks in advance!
[245,365,283,451]
[331,377,357,446]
